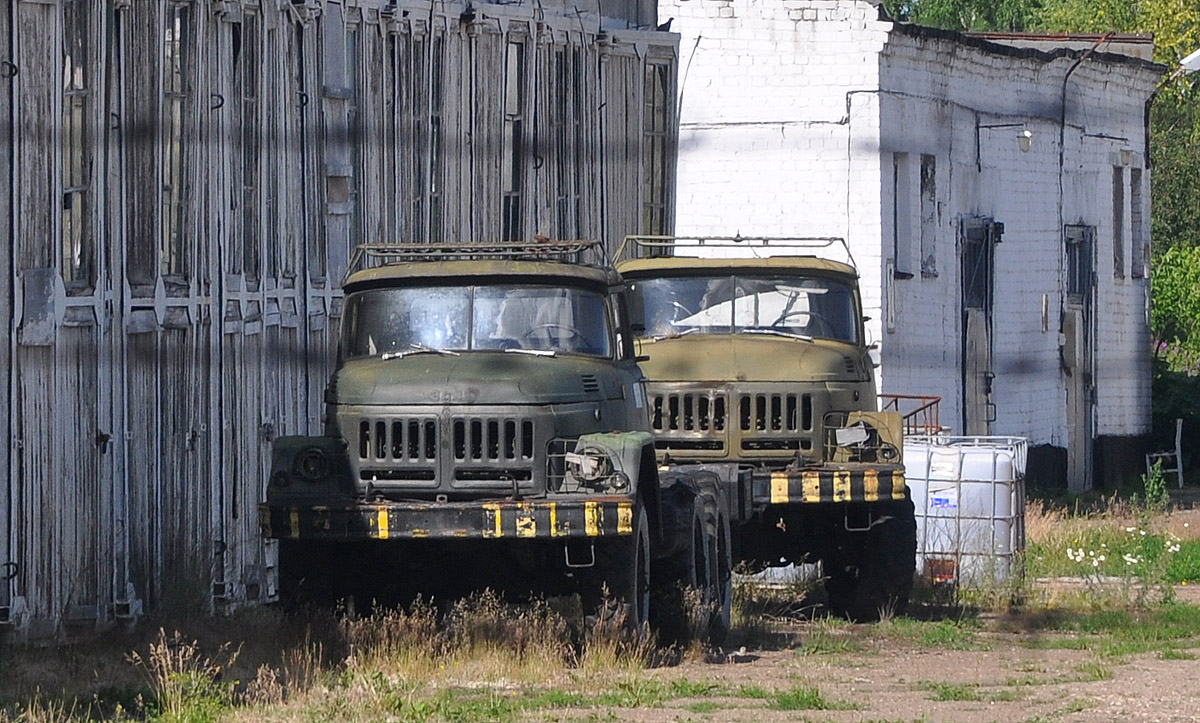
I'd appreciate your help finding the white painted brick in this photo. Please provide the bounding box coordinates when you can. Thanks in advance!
[665,0,1156,451]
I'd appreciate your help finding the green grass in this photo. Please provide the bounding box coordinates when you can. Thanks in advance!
[921,682,983,702]
[771,685,859,711]
[1073,661,1114,682]
[877,618,987,651]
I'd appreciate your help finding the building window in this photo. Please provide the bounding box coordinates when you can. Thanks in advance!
[502,40,526,242]
[235,15,261,281]
[554,47,585,239]
[642,61,671,236]
[891,152,913,278]
[919,154,937,277]
[63,0,94,290]
[1112,166,1125,279]
[162,3,191,277]
[1130,168,1144,279]
[1065,224,1094,304]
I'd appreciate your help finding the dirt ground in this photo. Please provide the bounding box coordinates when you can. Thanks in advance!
[605,617,1200,723]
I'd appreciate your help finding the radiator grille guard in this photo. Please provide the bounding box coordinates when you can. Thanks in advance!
[349,408,547,497]
[648,384,817,460]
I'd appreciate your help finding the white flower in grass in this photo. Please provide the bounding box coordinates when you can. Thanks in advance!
[1123,553,1139,565]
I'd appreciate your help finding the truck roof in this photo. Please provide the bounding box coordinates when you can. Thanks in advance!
[345,258,619,290]
[341,240,620,290]
[616,255,858,280]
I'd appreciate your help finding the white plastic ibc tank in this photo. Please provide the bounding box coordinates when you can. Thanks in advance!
[903,436,1027,586]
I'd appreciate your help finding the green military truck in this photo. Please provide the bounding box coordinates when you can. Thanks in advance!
[616,236,916,621]
[259,241,732,637]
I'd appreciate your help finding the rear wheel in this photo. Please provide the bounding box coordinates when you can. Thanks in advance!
[824,495,917,622]
[706,511,733,644]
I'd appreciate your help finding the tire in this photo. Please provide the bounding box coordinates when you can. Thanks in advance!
[277,539,336,608]
[587,504,651,629]
[706,510,733,644]
[651,495,711,643]
[824,493,917,622]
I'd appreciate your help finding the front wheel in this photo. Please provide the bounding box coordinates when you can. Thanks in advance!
[586,504,651,630]
[824,495,917,622]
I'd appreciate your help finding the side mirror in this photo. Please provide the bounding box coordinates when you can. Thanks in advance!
[625,286,646,336]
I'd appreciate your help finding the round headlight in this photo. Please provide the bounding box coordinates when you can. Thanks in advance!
[295,447,330,482]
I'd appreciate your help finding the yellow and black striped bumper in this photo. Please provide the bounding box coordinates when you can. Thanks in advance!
[751,466,906,506]
[259,498,636,541]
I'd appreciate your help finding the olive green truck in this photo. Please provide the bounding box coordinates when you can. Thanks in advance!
[259,237,914,632]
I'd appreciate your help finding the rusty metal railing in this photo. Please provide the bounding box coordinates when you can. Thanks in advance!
[879,394,943,435]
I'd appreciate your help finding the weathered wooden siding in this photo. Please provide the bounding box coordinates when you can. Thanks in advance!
[0,0,13,622]
[1,0,676,638]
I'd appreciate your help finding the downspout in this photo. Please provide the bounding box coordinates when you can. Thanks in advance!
[1057,33,1111,242]
[1056,33,1109,489]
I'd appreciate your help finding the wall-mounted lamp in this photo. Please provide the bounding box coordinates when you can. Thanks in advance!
[975,117,1032,170]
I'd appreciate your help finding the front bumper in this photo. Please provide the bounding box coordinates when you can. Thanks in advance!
[259,497,636,542]
[750,465,906,507]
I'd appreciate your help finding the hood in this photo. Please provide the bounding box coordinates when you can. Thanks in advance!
[635,335,867,384]
[334,352,618,406]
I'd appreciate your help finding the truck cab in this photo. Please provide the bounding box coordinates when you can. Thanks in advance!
[617,236,915,622]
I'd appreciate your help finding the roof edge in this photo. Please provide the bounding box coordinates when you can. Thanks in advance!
[887,21,1167,76]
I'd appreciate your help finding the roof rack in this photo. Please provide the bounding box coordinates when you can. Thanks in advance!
[615,235,856,269]
[343,239,611,285]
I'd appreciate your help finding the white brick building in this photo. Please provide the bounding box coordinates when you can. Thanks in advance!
[660,0,1164,490]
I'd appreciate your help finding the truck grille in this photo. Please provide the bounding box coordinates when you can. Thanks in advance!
[738,393,812,433]
[650,391,727,433]
[359,417,438,462]
[451,418,535,462]
[350,410,542,493]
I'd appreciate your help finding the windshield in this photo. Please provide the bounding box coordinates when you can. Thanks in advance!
[341,285,613,358]
[632,274,859,344]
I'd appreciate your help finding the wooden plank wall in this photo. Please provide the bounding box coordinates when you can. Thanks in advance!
[1,0,13,619]
[1,0,676,637]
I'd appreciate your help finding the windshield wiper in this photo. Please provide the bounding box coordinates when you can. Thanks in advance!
[648,327,700,342]
[503,348,557,357]
[380,343,461,361]
[740,328,814,341]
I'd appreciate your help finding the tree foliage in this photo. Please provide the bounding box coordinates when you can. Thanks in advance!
[882,0,1042,31]
[1150,244,1200,363]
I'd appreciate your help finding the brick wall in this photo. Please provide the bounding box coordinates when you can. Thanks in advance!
[662,0,1158,454]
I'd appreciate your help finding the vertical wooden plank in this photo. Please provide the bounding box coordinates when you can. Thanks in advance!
[14,347,53,627]
[0,0,14,615]
[11,1,59,632]
[57,318,103,621]
[124,0,160,291]
[124,326,161,611]
[159,316,209,611]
